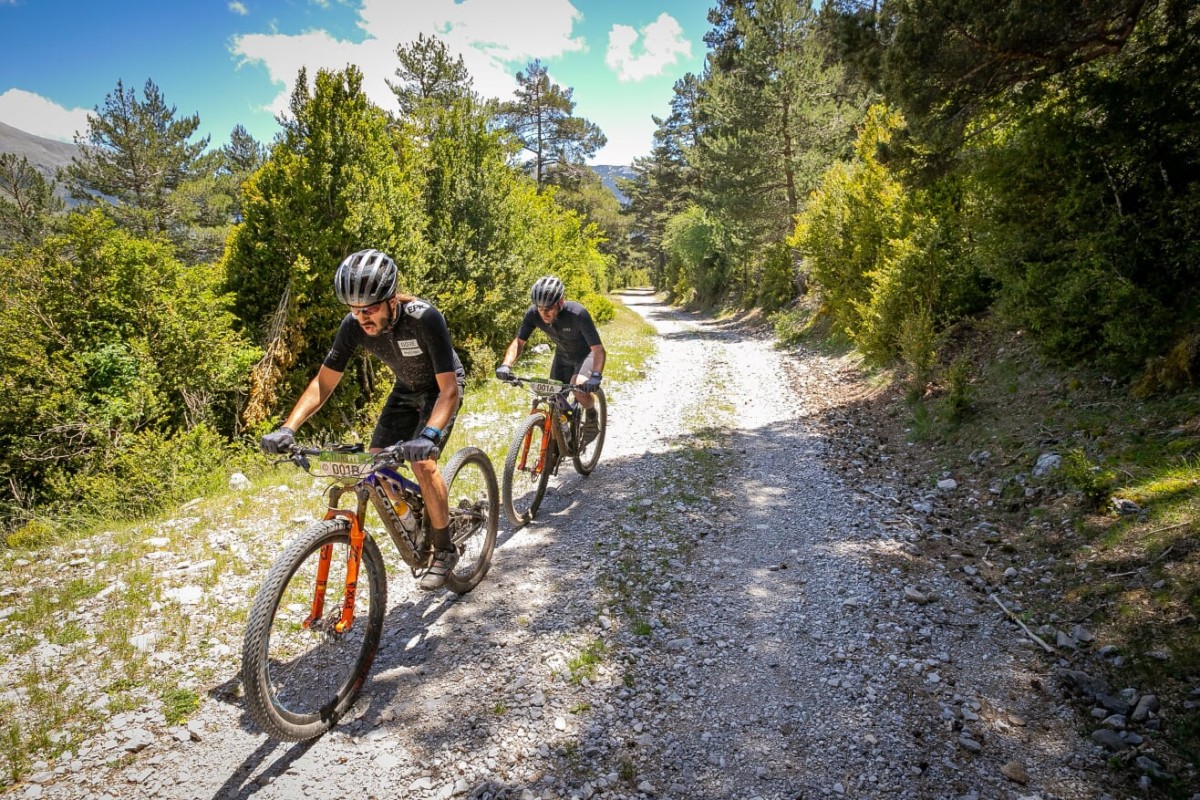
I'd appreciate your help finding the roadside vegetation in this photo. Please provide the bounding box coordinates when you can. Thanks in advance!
[793,306,1200,795]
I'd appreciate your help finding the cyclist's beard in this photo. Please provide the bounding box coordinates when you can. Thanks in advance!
[361,302,397,337]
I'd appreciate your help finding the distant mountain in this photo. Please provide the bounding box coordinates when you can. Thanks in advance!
[591,164,636,205]
[0,120,79,181]
[1,124,640,212]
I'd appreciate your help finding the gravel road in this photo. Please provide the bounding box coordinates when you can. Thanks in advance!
[23,290,1121,800]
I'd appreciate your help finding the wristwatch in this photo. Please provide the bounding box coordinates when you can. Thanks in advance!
[420,425,443,445]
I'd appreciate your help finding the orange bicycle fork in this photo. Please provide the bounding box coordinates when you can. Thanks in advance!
[520,411,554,475]
[304,507,365,635]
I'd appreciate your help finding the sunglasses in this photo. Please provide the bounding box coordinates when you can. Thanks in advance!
[537,303,558,312]
[349,300,385,317]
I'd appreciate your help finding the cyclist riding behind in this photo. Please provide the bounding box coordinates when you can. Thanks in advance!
[495,275,606,446]
[260,248,467,591]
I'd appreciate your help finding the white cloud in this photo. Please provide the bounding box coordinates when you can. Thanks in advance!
[228,2,248,16]
[605,13,690,82]
[591,114,654,166]
[231,0,586,120]
[0,88,92,142]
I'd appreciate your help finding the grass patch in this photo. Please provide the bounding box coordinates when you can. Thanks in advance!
[160,688,200,726]
[567,639,607,685]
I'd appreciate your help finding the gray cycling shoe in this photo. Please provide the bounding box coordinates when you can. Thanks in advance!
[581,409,600,446]
[419,549,458,591]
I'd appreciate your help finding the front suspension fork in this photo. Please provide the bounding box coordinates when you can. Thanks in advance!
[303,507,364,635]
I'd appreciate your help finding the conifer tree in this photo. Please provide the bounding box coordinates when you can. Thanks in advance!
[0,153,63,254]
[388,33,474,118]
[497,60,606,189]
[64,79,208,242]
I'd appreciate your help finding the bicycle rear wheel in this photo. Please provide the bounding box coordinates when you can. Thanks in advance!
[502,412,554,527]
[241,519,386,741]
[441,446,499,594]
[572,387,607,475]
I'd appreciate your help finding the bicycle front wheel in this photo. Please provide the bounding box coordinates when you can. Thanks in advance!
[502,412,554,527]
[572,387,607,475]
[241,519,387,741]
[441,446,499,594]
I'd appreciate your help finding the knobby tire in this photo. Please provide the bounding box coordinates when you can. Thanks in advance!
[572,387,607,475]
[241,519,386,741]
[502,412,554,527]
[440,446,499,594]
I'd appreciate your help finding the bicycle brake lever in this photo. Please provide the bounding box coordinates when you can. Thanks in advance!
[372,448,403,468]
[272,453,309,470]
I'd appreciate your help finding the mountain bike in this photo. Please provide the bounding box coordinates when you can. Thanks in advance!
[240,442,498,741]
[499,376,607,527]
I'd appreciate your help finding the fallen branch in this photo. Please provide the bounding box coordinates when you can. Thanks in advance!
[1143,520,1190,537]
[989,593,1057,654]
[1107,544,1178,579]
[861,488,899,504]
[981,546,996,569]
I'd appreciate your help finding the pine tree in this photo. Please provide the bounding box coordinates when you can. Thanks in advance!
[0,154,63,254]
[64,79,208,242]
[497,60,606,190]
[625,74,703,284]
[388,33,474,119]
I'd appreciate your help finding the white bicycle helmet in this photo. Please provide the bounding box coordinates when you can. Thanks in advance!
[530,275,565,307]
[334,249,397,306]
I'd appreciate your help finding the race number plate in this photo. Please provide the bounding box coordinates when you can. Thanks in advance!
[310,452,375,479]
[529,381,563,394]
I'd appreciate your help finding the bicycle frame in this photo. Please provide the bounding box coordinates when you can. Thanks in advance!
[516,381,579,476]
[289,450,428,634]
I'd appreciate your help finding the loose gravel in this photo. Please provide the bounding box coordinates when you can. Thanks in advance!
[14,290,1127,800]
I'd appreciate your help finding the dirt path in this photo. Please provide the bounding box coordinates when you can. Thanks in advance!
[29,291,1113,800]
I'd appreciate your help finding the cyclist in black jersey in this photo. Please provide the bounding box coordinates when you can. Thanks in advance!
[495,275,606,444]
[260,249,466,591]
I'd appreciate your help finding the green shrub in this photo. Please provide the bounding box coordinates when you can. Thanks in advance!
[758,244,798,313]
[47,424,243,523]
[4,519,59,550]
[897,305,938,397]
[941,357,977,423]
[579,291,616,325]
[792,106,907,339]
[1059,448,1116,509]
[663,205,730,306]
[1132,333,1200,397]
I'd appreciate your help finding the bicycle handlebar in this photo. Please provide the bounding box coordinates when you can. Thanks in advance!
[277,443,436,471]
[499,375,581,394]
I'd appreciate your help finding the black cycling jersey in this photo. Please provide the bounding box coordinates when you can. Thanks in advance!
[323,298,465,392]
[516,301,602,364]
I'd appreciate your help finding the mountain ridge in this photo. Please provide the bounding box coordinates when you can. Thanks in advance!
[591,164,635,204]
[0,121,640,209]
[0,120,79,179]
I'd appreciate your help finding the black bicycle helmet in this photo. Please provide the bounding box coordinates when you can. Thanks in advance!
[334,249,397,306]
[530,275,565,307]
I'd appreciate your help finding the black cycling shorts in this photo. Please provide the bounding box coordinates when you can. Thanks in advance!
[549,352,596,385]
[370,384,463,453]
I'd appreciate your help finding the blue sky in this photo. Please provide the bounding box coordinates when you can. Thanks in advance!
[0,0,713,166]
